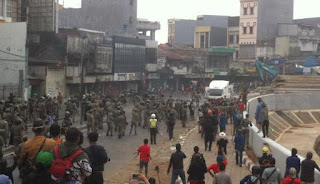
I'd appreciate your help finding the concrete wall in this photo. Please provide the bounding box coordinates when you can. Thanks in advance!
[211,27,227,46]
[59,0,137,37]
[174,19,197,46]
[46,68,66,97]
[278,24,299,36]
[247,93,320,182]
[239,44,256,59]
[257,0,293,41]
[0,22,26,85]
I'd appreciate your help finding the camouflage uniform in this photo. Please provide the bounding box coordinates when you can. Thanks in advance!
[106,110,114,136]
[12,118,23,146]
[97,107,104,129]
[117,112,127,139]
[0,118,8,147]
[113,108,121,132]
[136,103,142,126]
[143,104,150,129]
[86,110,95,135]
[130,108,139,135]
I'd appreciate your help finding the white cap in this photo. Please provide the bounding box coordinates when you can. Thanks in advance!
[151,114,156,118]
[219,132,226,137]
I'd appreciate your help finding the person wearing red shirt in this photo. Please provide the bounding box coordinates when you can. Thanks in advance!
[238,101,244,113]
[282,168,301,184]
[137,139,151,177]
[207,153,227,177]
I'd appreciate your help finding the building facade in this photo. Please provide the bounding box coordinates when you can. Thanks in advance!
[137,19,160,40]
[227,16,240,61]
[276,23,320,57]
[0,0,13,22]
[238,0,294,61]
[194,26,227,48]
[59,0,138,38]
[0,22,27,99]
[168,15,229,46]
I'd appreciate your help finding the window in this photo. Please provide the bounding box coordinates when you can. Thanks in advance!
[243,27,247,34]
[243,7,248,15]
[236,35,239,44]
[229,35,234,44]
[0,0,3,17]
[6,0,12,17]
[200,35,205,48]
[250,7,254,15]
[249,26,254,34]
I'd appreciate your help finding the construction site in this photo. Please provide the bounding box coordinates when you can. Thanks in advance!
[247,75,320,182]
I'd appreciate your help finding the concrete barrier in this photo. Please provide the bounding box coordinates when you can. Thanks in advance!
[247,92,320,182]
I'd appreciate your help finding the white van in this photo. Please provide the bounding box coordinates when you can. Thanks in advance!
[205,80,232,99]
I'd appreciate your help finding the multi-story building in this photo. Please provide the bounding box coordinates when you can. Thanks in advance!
[59,0,138,38]
[137,19,160,40]
[239,0,294,62]
[0,0,15,22]
[17,0,59,33]
[276,23,320,57]
[227,16,240,61]
[168,15,229,46]
[194,26,227,48]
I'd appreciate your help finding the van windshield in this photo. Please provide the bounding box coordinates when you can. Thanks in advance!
[208,89,223,96]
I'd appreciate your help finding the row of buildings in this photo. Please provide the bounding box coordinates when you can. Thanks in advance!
[168,0,320,78]
[1,0,320,99]
[1,0,165,99]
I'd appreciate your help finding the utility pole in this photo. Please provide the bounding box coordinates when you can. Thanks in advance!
[79,37,85,125]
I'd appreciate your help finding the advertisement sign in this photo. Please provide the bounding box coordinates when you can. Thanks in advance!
[114,73,137,81]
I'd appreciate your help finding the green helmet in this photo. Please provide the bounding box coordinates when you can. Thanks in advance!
[35,151,54,168]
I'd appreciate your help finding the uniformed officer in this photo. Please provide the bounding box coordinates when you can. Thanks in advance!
[106,108,114,137]
[86,109,95,136]
[130,108,139,135]
[149,113,158,145]
[117,111,127,139]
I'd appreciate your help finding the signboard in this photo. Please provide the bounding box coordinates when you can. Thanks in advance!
[114,73,137,81]
[246,67,256,73]
[157,57,166,69]
[148,73,160,79]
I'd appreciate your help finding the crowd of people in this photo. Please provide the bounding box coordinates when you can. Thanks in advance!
[0,89,318,184]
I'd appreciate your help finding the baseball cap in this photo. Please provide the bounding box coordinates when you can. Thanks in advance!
[35,151,54,168]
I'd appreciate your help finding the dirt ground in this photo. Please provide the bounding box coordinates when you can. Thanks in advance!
[106,123,195,184]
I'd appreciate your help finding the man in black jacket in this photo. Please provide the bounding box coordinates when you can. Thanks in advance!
[301,152,320,183]
[167,144,187,184]
[85,132,109,184]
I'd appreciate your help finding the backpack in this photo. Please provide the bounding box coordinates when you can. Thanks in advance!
[49,146,84,182]
[247,176,260,184]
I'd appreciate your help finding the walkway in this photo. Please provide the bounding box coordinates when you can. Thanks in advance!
[181,125,250,183]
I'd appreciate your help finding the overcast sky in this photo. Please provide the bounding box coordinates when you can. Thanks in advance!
[61,0,320,44]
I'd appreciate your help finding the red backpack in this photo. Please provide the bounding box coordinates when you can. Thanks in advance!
[49,146,84,180]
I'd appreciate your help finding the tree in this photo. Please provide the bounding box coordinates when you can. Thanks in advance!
[228,68,240,82]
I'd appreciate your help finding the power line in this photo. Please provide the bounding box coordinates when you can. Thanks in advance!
[0,49,27,58]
